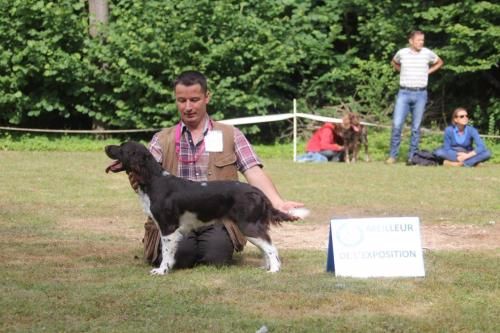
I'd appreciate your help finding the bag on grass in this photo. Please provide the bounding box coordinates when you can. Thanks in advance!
[410,150,442,166]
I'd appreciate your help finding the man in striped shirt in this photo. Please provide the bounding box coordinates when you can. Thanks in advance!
[386,30,444,165]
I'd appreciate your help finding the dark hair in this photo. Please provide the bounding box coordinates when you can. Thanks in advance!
[173,71,208,93]
[451,107,467,125]
[409,30,424,39]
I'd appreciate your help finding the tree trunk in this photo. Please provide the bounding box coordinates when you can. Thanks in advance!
[88,0,108,38]
[88,1,109,134]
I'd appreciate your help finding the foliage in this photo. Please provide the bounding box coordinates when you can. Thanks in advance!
[0,0,88,125]
[0,0,498,136]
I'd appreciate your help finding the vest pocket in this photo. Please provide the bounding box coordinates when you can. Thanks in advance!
[214,152,237,167]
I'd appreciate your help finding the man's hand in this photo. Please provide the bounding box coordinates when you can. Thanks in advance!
[128,172,139,192]
[277,200,304,213]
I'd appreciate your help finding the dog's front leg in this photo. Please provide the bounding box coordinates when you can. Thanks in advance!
[150,229,183,275]
[353,145,359,163]
[344,148,351,164]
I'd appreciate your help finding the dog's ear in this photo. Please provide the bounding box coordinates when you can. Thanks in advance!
[132,148,156,185]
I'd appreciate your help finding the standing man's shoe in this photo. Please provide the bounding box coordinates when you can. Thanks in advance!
[385,157,397,164]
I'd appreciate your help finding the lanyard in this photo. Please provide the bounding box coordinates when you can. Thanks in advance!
[174,122,206,164]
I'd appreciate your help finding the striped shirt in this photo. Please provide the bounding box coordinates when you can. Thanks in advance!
[148,118,262,181]
[393,47,439,88]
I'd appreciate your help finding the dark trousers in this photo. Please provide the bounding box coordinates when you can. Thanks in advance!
[171,224,235,269]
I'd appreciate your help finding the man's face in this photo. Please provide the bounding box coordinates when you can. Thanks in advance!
[175,83,210,128]
[409,34,425,51]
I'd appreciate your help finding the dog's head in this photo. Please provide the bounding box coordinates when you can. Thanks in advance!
[105,141,153,175]
[341,112,362,133]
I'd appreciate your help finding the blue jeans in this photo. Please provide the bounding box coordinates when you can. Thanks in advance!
[433,147,491,167]
[319,150,344,162]
[389,89,428,159]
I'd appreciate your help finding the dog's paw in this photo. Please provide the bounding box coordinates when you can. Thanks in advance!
[267,266,280,273]
[150,267,168,275]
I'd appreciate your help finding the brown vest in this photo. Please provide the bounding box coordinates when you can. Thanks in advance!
[143,121,247,258]
[156,121,239,181]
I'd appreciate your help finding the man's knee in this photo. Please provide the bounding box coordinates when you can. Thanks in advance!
[198,225,234,266]
[200,250,233,266]
[173,233,198,269]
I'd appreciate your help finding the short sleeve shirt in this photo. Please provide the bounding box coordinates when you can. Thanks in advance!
[393,47,439,88]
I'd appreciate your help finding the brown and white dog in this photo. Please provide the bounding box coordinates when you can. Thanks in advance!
[105,141,304,275]
[337,112,370,163]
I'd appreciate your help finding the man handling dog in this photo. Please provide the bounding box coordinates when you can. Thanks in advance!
[129,70,303,269]
[386,30,444,165]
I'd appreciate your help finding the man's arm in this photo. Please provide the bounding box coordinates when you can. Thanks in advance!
[391,59,401,72]
[242,165,303,212]
[319,127,343,151]
[429,57,444,75]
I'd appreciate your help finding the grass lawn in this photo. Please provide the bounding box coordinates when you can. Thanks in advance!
[0,150,499,332]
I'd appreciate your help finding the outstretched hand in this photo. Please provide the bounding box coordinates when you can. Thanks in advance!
[277,200,304,213]
[279,200,310,220]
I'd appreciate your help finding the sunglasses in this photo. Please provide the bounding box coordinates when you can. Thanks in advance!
[456,114,468,119]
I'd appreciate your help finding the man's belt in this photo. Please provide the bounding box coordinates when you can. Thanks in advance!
[400,86,427,91]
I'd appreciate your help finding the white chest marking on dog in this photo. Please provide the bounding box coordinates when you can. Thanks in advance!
[137,189,160,226]
[162,170,170,176]
[200,182,207,187]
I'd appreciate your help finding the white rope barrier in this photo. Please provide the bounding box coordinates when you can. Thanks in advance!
[0,126,159,134]
[0,99,497,139]
[218,113,295,125]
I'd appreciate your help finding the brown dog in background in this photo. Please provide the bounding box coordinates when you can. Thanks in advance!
[337,112,370,163]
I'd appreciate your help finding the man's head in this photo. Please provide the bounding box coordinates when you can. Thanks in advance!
[173,71,211,129]
[174,71,208,93]
[408,30,425,52]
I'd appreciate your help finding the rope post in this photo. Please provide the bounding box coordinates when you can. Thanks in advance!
[293,98,297,162]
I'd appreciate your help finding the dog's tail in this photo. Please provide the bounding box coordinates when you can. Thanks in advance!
[269,208,299,225]
[247,189,307,225]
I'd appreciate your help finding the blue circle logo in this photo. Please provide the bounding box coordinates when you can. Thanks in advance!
[335,223,364,247]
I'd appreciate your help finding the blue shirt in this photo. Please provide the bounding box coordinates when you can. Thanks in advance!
[442,125,487,154]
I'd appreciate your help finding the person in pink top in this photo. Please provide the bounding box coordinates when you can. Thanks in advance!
[305,123,344,162]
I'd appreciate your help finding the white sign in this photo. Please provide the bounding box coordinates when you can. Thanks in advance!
[326,217,425,278]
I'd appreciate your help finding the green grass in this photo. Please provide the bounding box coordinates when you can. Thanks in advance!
[0,146,499,332]
[1,129,499,163]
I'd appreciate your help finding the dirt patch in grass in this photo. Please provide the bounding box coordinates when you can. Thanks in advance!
[59,217,143,242]
[270,222,500,251]
[59,217,499,252]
